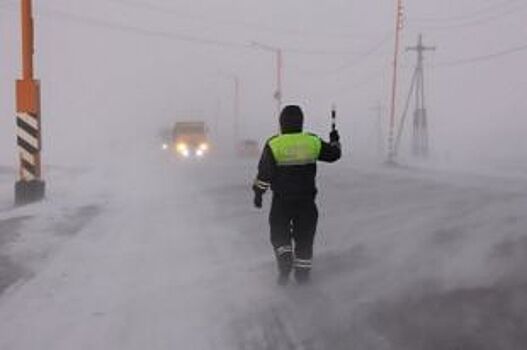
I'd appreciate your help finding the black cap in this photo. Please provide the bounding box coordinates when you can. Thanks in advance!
[279,105,304,134]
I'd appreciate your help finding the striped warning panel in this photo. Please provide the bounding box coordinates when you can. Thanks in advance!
[16,112,40,181]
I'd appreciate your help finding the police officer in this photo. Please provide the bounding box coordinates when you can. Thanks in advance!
[253,105,341,285]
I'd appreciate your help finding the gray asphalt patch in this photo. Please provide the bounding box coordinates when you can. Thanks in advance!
[54,205,102,236]
[369,280,527,350]
[232,308,302,350]
[0,255,28,296]
[0,216,32,295]
[0,205,102,297]
[0,216,31,247]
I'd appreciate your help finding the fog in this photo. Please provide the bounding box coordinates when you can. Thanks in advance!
[1,1,527,349]
[1,0,526,167]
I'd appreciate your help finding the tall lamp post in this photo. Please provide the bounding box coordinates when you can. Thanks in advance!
[251,42,283,117]
[217,73,241,150]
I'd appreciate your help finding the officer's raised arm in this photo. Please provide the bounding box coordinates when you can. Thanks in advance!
[318,130,342,163]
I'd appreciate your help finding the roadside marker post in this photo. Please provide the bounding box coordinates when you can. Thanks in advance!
[15,0,45,205]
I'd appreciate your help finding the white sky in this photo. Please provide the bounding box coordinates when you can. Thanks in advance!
[1,0,526,166]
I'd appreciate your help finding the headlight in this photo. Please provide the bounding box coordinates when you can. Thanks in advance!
[196,149,204,157]
[176,143,188,152]
[161,143,169,150]
[198,143,209,151]
[182,149,190,158]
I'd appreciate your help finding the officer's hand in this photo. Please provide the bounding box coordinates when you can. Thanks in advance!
[330,129,340,143]
[253,191,263,208]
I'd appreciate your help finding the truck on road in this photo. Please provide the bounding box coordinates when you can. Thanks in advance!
[162,121,210,158]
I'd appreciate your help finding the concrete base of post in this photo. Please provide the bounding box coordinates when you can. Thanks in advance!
[15,180,45,205]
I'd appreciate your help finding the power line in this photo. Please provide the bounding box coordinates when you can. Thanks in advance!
[307,64,389,99]
[96,0,368,55]
[333,67,388,96]
[0,2,254,50]
[408,1,527,31]
[296,34,392,76]
[277,46,361,57]
[411,0,522,23]
[0,2,362,56]
[328,34,392,73]
[105,0,369,42]
[436,42,527,67]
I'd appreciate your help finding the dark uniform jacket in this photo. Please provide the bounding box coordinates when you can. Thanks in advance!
[254,132,341,199]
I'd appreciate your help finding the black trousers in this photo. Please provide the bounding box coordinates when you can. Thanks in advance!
[269,196,319,261]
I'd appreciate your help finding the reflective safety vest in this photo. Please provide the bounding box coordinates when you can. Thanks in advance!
[269,133,322,166]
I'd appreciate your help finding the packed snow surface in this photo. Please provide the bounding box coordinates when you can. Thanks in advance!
[1,156,527,349]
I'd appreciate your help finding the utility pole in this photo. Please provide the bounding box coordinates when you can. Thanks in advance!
[15,0,45,205]
[251,42,283,117]
[387,0,404,164]
[275,48,283,117]
[371,103,384,158]
[394,34,435,158]
[214,98,221,141]
[407,34,435,157]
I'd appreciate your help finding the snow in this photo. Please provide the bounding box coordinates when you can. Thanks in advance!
[0,156,527,349]
[0,166,107,299]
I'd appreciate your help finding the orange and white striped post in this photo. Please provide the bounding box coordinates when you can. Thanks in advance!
[15,0,45,205]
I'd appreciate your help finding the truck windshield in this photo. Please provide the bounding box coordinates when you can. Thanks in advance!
[174,125,204,136]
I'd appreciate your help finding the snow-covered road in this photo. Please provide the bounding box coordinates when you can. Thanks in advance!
[0,157,527,349]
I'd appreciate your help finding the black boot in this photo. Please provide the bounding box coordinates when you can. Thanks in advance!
[294,268,311,284]
[294,258,312,285]
[275,246,293,286]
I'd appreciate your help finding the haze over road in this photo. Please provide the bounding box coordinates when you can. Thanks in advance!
[1,158,526,349]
